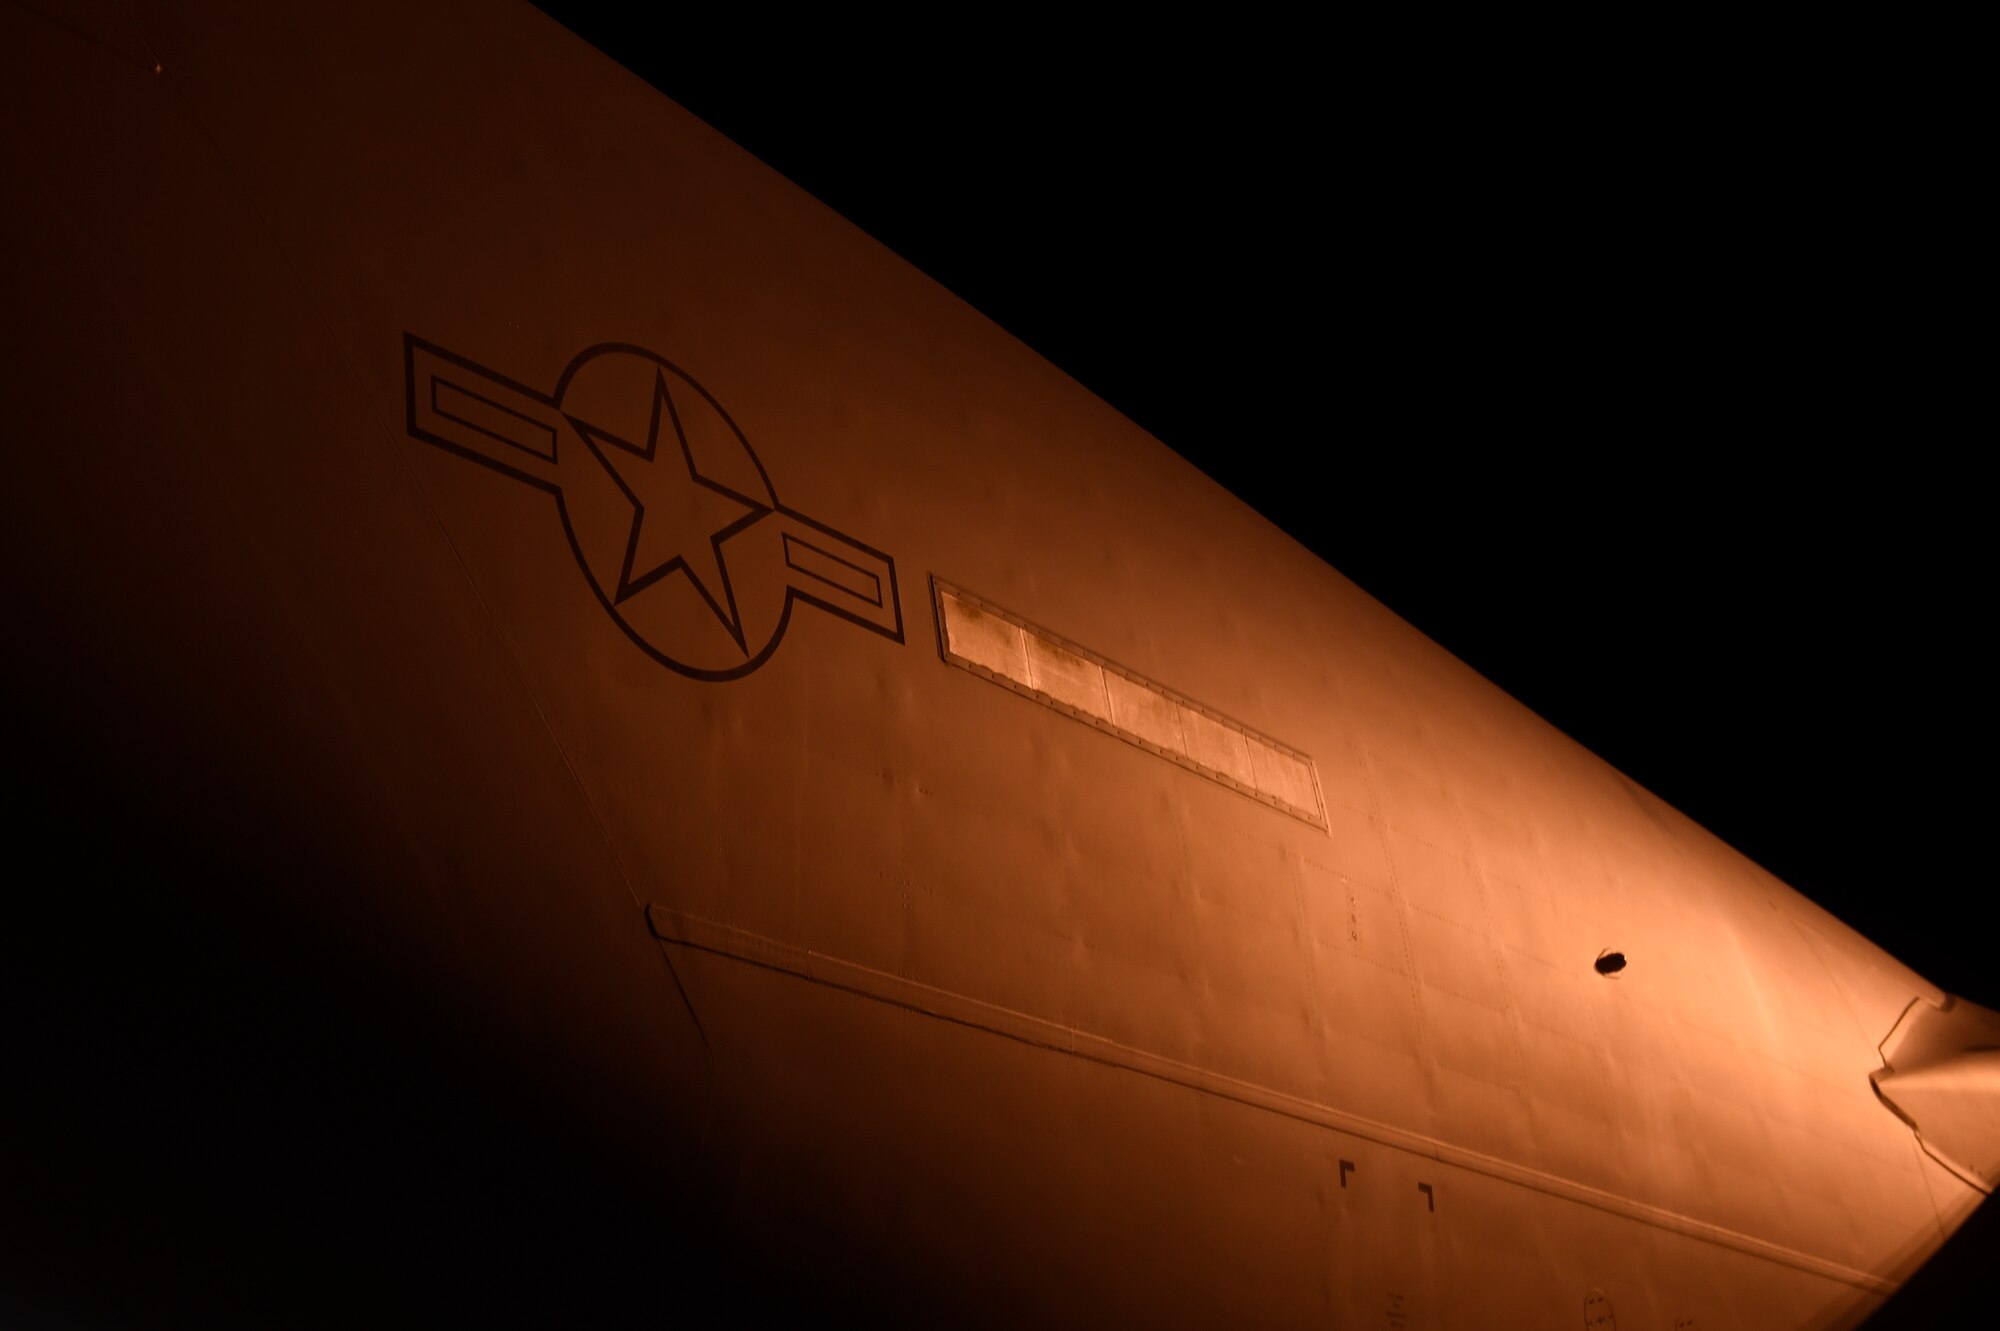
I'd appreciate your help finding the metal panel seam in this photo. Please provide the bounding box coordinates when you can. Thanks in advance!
[647,903,1896,1295]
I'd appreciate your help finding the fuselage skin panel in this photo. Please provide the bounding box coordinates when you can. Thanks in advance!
[0,3,1983,1326]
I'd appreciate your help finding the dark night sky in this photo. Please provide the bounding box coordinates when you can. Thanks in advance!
[536,11,1987,1006]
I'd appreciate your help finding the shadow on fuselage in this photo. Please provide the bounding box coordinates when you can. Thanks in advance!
[1,719,910,1330]
[1862,1186,1996,1327]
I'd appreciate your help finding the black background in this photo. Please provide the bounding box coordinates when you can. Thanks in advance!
[529,14,1994,1319]
[536,8,1988,1008]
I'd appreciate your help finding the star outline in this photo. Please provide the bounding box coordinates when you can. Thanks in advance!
[570,369,771,654]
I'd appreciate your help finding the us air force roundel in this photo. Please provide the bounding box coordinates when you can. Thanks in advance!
[404,334,904,680]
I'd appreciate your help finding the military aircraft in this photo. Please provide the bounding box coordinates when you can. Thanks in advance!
[3,3,1990,1327]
